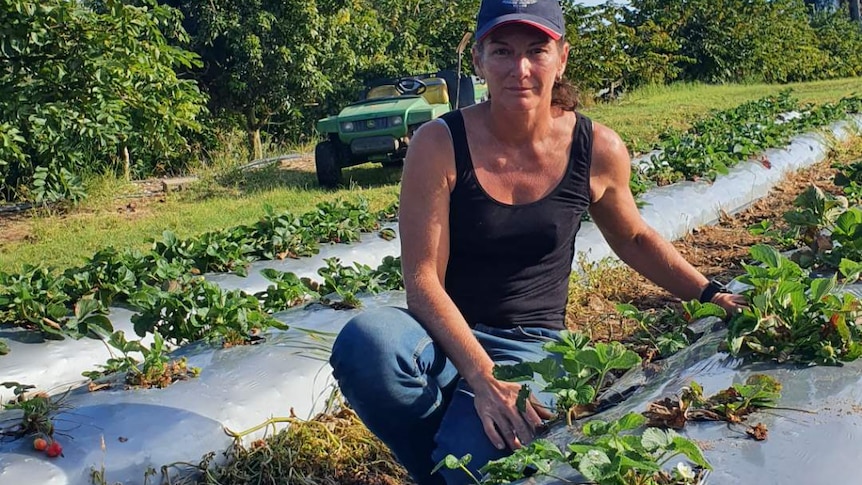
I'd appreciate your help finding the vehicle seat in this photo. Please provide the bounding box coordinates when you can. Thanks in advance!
[367,85,399,99]
[422,78,450,105]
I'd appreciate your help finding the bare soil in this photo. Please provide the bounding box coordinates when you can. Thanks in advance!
[0,214,34,245]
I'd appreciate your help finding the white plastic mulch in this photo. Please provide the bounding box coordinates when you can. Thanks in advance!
[0,115,860,484]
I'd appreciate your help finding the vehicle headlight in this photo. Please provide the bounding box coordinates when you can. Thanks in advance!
[391,116,403,126]
[341,121,354,132]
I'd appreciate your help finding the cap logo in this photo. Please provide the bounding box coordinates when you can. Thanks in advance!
[503,0,538,6]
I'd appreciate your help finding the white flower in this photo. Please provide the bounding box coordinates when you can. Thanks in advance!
[674,462,696,481]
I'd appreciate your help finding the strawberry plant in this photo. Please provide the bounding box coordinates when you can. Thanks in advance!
[130,278,287,346]
[0,266,113,341]
[151,230,196,269]
[682,375,781,424]
[565,413,710,485]
[618,301,724,362]
[124,332,200,389]
[432,454,483,484]
[726,244,862,364]
[747,220,799,249]
[822,208,862,267]
[82,330,146,381]
[193,228,257,276]
[256,269,318,312]
[782,186,848,250]
[0,198,397,353]
[0,382,64,440]
[833,160,862,203]
[374,256,403,291]
[83,331,200,389]
[480,439,567,484]
[62,248,138,306]
[378,227,397,241]
[376,200,400,222]
[494,331,641,422]
[301,199,379,244]
[646,91,798,183]
[644,375,781,429]
[444,413,711,484]
[53,298,114,340]
[0,265,70,335]
[641,92,862,188]
[314,257,405,309]
[750,184,862,271]
[248,204,318,260]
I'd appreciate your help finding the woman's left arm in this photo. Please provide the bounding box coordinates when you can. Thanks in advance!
[587,122,746,313]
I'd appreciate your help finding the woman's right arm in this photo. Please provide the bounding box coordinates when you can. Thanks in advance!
[399,120,551,451]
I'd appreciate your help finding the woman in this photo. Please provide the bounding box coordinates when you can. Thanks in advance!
[330,1,746,484]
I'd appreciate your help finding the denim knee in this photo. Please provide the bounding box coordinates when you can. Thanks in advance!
[330,306,450,408]
[332,307,416,375]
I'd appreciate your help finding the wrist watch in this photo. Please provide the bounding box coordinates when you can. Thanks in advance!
[699,279,729,303]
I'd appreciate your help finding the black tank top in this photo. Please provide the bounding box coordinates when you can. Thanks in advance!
[441,110,593,330]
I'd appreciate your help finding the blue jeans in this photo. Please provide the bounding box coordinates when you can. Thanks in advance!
[330,306,560,485]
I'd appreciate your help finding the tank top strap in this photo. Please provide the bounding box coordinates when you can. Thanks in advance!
[439,110,472,183]
[572,111,593,169]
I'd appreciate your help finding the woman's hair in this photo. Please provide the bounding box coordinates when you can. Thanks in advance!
[552,78,579,111]
[475,38,580,111]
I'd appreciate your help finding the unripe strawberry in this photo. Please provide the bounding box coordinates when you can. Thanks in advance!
[33,438,48,451]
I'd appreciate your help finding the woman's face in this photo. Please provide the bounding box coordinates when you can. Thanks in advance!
[473,23,569,112]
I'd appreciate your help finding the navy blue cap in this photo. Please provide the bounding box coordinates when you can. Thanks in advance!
[476,0,565,42]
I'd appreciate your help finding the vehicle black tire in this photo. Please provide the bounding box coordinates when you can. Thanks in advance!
[315,141,343,188]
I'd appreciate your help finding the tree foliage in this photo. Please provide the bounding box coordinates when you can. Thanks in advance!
[564,3,688,95]
[0,0,206,202]
[627,0,833,83]
[159,0,340,160]
[3,0,862,197]
[811,6,862,78]
[159,0,480,158]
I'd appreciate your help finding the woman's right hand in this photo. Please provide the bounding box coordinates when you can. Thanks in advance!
[471,376,554,451]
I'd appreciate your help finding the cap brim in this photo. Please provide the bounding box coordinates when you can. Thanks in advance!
[476,15,563,42]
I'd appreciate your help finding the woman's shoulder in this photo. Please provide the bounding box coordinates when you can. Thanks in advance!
[403,114,459,183]
[589,120,627,159]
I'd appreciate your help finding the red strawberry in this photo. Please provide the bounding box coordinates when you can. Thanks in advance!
[45,441,62,458]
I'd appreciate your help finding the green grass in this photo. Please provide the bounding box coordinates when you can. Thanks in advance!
[586,78,862,152]
[1,77,859,271]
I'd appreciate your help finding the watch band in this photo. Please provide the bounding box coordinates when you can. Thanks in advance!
[699,279,729,303]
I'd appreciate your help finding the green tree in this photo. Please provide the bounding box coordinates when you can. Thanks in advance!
[161,0,339,160]
[811,7,862,78]
[0,0,206,202]
[368,0,478,76]
[564,3,686,95]
[628,0,829,83]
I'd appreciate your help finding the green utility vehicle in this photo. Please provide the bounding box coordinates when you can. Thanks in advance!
[314,70,488,187]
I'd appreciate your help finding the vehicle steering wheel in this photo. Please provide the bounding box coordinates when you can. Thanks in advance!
[395,77,427,95]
